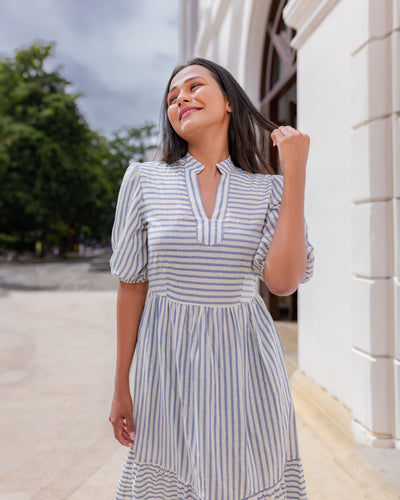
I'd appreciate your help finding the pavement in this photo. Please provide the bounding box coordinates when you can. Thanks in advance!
[0,259,400,499]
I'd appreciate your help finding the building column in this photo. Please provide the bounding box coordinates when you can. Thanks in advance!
[392,0,400,450]
[179,0,199,62]
[349,0,398,448]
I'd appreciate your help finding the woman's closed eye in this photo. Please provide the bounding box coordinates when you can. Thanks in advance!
[168,83,203,106]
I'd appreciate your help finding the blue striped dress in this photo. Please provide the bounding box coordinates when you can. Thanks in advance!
[110,153,314,500]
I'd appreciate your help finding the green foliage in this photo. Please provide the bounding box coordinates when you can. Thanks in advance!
[0,41,157,253]
[99,124,156,236]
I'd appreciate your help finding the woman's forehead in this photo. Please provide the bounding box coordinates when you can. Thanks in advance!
[169,65,213,90]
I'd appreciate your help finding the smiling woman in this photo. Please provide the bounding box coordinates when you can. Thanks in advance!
[161,58,278,174]
[108,57,314,500]
[166,67,231,165]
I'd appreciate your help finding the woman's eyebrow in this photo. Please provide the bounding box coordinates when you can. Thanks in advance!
[168,76,206,94]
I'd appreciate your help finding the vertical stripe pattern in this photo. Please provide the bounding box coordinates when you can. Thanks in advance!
[110,154,313,499]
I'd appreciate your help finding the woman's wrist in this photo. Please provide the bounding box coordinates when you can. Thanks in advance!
[281,164,306,184]
[281,172,305,206]
[114,377,130,391]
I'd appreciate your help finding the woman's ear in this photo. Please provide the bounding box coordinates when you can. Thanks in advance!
[225,96,232,113]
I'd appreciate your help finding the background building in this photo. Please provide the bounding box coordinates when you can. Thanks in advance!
[179,0,400,449]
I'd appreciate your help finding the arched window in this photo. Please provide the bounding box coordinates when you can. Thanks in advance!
[260,0,298,321]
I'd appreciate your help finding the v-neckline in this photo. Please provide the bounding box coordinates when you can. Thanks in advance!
[183,153,233,245]
[195,171,222,221]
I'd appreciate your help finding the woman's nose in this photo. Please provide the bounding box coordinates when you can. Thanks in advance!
[177,90,190,106]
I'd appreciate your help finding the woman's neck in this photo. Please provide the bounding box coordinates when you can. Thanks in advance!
[188,144,229,174]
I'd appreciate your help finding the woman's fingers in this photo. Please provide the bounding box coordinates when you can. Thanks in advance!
[122,417,135,442]
[272,125,300,145]
[109,411,135,446]
[277,125,296,136]
[271,126,293,146]
[271,127,283,146]
[270,125,310,175]
[113,417,134,447]
[109,388,135,446]
[124,413,135,438]
[283,125,297,136]
[121,428,134,445]
[271,126,309,149]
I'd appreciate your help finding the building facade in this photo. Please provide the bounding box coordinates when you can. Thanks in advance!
[179,0,400,448]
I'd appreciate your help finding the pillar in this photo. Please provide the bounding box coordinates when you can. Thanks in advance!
[349,0,398,447]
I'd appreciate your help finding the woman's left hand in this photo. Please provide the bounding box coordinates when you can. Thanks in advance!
[271,125,310,178]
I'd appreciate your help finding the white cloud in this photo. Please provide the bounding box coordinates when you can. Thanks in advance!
[0,0,180,135]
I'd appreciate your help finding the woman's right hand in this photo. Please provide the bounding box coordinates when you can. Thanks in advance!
[109,386,135,447]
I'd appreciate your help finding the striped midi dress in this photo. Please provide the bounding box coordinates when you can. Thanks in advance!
[110,153,314,500]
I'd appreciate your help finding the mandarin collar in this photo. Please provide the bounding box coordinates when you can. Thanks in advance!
[180,152,234,174]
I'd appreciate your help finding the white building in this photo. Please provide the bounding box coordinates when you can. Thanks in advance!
[179,0,400,449]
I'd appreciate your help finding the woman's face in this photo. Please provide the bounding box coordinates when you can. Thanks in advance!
[167,65,231,143]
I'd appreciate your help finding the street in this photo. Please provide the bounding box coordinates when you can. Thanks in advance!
[1,260,400,499]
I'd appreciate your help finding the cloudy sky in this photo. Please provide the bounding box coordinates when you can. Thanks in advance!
[0,0,180,136]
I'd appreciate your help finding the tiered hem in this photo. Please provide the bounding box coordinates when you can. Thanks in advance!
[116,453,307,500]
[116,454,201,499]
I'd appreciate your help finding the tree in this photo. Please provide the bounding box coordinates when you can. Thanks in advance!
[0,42,157,253]
[100,124,156,234]
[0,42,96,249]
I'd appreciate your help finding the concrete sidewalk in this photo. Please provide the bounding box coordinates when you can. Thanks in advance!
[1,291,399,499]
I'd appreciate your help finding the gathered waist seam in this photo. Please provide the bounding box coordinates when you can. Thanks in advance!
[146,290,258,308]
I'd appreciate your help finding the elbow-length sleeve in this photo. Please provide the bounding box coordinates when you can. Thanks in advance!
[110,163,148,283]
[251,175,315,284]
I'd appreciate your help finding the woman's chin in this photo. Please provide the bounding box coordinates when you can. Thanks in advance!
[173,115,228,144]
[175,120,204,141]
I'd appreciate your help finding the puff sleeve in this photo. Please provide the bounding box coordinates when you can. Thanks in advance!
[110,163,148,283]
[251,175,314,284]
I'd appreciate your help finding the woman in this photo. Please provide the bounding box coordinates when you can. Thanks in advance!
[109,58,314,500]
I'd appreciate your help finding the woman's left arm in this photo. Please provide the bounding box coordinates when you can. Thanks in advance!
[262,125,310,296]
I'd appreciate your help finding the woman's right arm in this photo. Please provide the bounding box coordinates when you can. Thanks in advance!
[109,280,148,446]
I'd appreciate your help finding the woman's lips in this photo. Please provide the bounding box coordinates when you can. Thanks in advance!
[179,106,202,120]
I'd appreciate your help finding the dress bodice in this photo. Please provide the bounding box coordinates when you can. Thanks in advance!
[110,154,314,306]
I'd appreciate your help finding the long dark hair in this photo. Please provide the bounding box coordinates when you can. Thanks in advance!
[160,58,278,174]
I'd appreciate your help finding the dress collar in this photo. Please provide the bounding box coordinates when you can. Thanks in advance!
[180,152,234,174]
